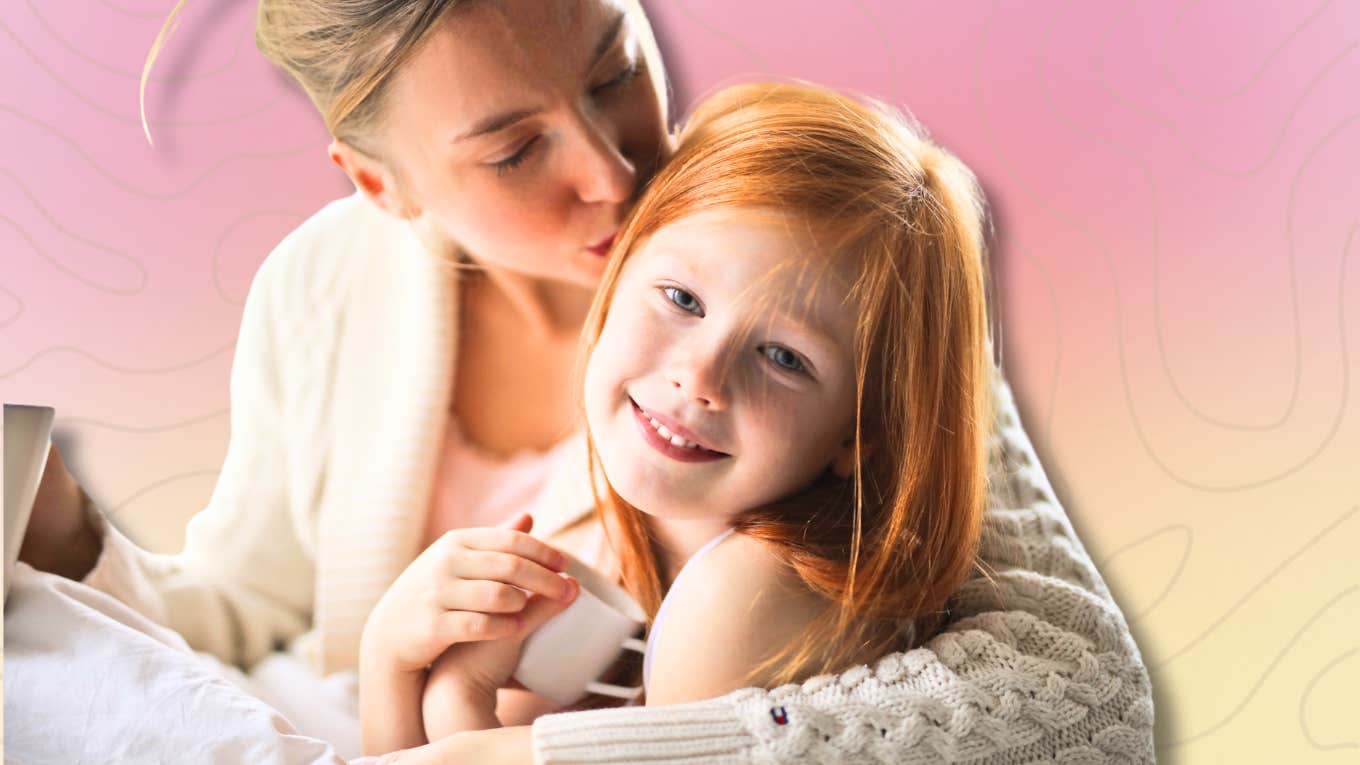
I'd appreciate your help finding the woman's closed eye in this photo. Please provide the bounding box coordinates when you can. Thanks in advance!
[486,61,639,178]
[591,61,641,97]
[488,135,541,177]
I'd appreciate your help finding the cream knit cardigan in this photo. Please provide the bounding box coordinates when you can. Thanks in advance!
[84,193,1155,763]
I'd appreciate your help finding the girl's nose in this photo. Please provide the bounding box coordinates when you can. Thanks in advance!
[665,348,727,410]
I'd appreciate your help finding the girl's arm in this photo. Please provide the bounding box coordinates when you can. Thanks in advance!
[414,582,580,743]
[359,656,429,753]
[528,376,1155,764]
[422,649,502,738]
[644,533,829,706]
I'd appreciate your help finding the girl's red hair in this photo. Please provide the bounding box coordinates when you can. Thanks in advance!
[580,82,996,686]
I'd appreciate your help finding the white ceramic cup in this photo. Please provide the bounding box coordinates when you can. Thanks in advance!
[512,551,646,706]
[4,404,55,601]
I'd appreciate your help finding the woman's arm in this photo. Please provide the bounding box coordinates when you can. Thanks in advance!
[528,376,1155,764]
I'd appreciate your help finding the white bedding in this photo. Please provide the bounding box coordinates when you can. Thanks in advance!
[3,563,360,765]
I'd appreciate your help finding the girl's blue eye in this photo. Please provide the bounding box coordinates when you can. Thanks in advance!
[662,286,702,315]
[762,345,806,373]
[491,136,539,177]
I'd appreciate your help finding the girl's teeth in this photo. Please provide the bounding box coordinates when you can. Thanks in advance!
[647,415,701,451]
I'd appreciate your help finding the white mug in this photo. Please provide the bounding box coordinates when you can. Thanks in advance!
[513,551,646,706]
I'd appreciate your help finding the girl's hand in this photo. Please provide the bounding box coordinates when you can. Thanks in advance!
[360,513,576,676]
[18,444,102,580]
[373,725,533,765]
[422,582,577,737]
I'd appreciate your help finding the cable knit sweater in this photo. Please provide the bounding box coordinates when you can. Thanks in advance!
[81,193,1153,763]
[531,377,1155,763]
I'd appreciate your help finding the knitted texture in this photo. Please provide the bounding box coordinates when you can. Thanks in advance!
[532,379,1155,763]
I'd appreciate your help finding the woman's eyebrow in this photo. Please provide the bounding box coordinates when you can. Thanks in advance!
[591,12,627,65]
[453,108,542,142]
[451,13,627,144]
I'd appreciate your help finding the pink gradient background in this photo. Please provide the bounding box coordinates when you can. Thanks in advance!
[3,1,1357,761]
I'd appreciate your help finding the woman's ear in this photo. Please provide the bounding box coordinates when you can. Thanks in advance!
[328,138,421,219]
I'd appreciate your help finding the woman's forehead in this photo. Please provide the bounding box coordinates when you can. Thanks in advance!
[386,0,630,140]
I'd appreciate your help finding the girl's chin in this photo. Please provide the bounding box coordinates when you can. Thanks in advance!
[611,485,736,521]
[609,480,702,517]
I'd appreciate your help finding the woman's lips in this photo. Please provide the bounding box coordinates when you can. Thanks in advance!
[586,233,616,257]
[629,398,728,464]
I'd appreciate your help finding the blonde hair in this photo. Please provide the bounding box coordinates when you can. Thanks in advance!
[140,0,670,150]
[582,82,997,688]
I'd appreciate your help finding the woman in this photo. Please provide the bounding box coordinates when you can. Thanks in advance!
[21,0,1154,762]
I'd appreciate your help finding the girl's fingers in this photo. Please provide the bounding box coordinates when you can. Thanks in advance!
[516,582,579,633]
[439,578,529,614]
[453,526,570,574]
[436,610,523,645]
[450,550,575,601]
[497,512,533,533]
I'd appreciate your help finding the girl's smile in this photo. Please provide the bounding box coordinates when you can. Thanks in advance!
[629,397,729,462]
[584,208,861,523]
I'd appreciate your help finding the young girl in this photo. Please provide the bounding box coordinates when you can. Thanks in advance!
[372,79,994,741]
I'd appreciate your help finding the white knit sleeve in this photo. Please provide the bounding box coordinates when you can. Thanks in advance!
[530,377,1155,764]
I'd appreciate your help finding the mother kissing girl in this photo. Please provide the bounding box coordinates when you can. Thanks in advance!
[18,0,1154,762]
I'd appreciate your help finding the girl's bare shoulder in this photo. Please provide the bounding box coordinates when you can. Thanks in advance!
[702,532,813,594]
[646,532,830,705]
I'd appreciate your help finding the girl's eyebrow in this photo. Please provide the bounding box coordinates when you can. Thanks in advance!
[771,313,842,366]
[644,241,849,368]
[451,13,627,143]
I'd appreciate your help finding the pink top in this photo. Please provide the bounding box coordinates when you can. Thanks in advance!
[422,417,583,546]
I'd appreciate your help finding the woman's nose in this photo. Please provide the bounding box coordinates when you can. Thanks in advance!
[571,114,636,205]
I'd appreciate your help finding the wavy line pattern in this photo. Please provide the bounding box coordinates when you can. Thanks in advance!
[0,341,235,381]
[1,20,287,128]
[1159,586,1358,751]
[60,408,229,434]
[94,0,172,20]
[1097,524,1192,624]
[1,167,150,295]
[0,282,26,330]
[211,209,307,305]
[107,468,222,516]
[25,0,252,83]
[1299,647,1359,751]
[1151,507,1356,670]
[1161,0,1333,103]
